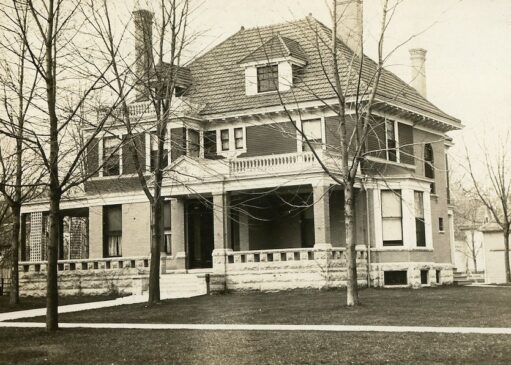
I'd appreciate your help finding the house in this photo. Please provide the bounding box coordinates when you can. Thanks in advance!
[18,1,461,296]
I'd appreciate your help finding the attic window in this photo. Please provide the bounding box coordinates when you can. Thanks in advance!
[257,65,278,93]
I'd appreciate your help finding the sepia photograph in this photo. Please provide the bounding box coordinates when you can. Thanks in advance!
[0,0,510,363]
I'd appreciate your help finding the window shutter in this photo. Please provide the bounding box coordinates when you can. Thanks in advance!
[86,138,100,177]
[366,119,386,159]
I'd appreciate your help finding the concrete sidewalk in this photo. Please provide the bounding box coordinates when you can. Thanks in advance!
[1,321,511,334]
[0,291,204,322]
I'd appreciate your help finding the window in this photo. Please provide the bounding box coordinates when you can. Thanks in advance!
[103,137,120,176]
[302,119,322,151]
[234,128,244,150]
[381,190,403,246]
[420,270,429,285]
[384,271,407,285]
[163,201,171,254]
[188,129,200,157]
[257,64,278,93]
[436,270,441,284]
[415,191,426,247]
[220,129,229,151]
[104,205,122,257]
[150,133,169,172]
[424,143,435,193]
[386,120,398,162]
[439,217,444,232]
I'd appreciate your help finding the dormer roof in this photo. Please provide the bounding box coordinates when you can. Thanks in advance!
[238,33,307,65]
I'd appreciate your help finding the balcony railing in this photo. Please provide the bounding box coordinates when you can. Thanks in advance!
[228,150,342,176]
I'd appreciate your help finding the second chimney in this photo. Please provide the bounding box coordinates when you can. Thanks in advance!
[409,48,427,98]
[335,0,363,56]
[133,9,154,101]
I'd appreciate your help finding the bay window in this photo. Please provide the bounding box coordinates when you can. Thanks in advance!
[386,120,398,162]
[220,129,229,151]
[381,190,403,246]
[150,132,169,171]
[234,128,244,150]
[187,129,200,157]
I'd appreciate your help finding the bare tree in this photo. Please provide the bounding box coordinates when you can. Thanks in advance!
[0,3,42,306]
[0,0,127,331]
[85,0,193,304]
[466,133,511,283]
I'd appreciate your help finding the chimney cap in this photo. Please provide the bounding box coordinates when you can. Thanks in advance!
[409,48,427,57]
[133,9,154,19]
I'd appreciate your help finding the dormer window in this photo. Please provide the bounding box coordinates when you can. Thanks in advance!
[257,64,278,93]
[239,34,307,96]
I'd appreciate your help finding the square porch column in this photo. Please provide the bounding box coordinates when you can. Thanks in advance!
[211,192,232,292]
[239,210,250,251]
[313,184,332,249]
[169,198,186,270]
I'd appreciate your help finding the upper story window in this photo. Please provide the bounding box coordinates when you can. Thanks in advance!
[220,129,230,151]
[381,190,403,246]
[424,143,435,194]
[150,132,169,172]
[302,119,323,151]
[257,64,278,93]
[234,128,244,150]
[386,120,398,162]
[187,129,200,157]
[103,136,120,176]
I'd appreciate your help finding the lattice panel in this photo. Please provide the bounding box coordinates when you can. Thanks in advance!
[29,212,43,262]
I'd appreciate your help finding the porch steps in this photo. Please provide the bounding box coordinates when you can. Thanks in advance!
[453,271,473,286]
[159,272,208,299]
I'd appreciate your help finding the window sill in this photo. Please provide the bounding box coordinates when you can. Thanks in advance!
[372,247,433,252]
[365,156,416,171]
[91,173,151,181]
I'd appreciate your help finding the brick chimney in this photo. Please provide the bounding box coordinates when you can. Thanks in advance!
[409,48,427,98]
[335,0,363,56]
[133,9,154,101]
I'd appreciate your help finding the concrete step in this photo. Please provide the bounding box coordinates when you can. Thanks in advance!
[157,273,208,299]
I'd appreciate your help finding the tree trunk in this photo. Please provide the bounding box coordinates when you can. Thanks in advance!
[504,228,511,283]
[345,183,359,306]
[46,192,60,332]
[9,204,21,306]
[148,197,162,304]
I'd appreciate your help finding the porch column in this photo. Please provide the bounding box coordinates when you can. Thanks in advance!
[211,192,232,292]
[313,184,331,249]
[170,198,186,270]
[239,210,250,251]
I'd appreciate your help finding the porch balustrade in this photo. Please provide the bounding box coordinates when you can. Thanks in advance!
[228,150,342,176]
[18,256,150,274]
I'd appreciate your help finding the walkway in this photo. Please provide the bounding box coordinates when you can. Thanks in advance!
[1,322,511,334]
[0,291,202,322]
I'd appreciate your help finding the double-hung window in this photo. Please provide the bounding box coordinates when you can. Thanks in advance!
[150,132,169,171]
[257,64,278,93]
[105,205,122,257]
[381,190,403,246]
[103,137,120,176]
[386,120,398,162]
[163,201,172,254]
[220,129,230,151]
[415,191,426,247]
[188,129,200,157]
[424,143,435,193]
[302,119,322,151]
[234,128,244,150]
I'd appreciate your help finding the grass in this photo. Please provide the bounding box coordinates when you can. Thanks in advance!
[22,286,511,327]
[0,294,120,314]
[0,328,510,364]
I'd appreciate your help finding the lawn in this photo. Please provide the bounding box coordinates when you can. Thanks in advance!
[22,286,511,328]
[0,294,119,314]
[0,328,510,364]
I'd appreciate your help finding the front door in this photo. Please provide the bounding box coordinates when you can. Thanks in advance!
[186,199,214,268]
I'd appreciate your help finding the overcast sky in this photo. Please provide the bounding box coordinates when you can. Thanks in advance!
[183,0,511,170]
